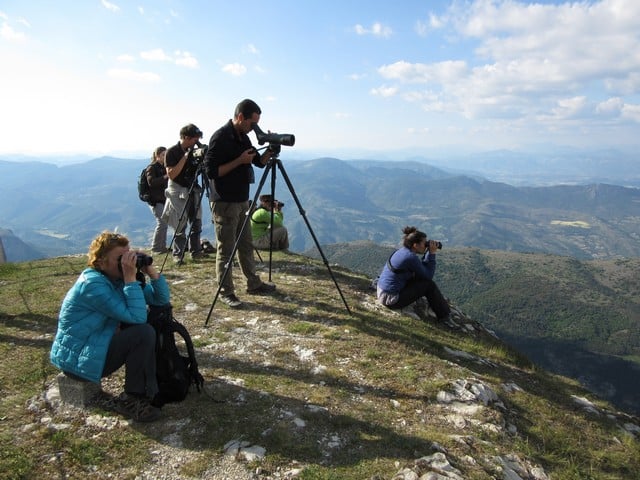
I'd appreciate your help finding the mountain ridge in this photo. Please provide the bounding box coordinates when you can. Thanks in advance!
[1,157,638,261]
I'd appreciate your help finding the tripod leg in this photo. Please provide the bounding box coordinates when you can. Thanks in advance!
[275,159,351,315]
[159,184,195,272]
[205,161,273,326]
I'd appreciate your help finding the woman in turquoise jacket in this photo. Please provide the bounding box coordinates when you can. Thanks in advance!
[50,231,170,422]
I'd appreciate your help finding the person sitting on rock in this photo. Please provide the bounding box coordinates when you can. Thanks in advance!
[250,194,289,251]
[376,226,450,321]
[50,231,170,422]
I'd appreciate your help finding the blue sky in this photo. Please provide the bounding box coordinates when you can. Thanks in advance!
[1,0,639,158]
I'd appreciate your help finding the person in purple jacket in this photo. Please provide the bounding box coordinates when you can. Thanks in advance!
[376,226,450,320]
[50,231,170,422]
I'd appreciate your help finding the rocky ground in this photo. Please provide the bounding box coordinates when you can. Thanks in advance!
[25,259,640,479]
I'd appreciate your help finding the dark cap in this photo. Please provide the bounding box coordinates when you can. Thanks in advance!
[180,123,203,138]
[259,194,274,203]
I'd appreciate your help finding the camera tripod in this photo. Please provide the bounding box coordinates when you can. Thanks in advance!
[204,147,351,326]
[158,158,212,272]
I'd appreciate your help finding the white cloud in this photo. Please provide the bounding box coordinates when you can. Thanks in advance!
[551,96,589,119]
[175,51,198,68]
[107,68,160,82]
[138,49,199,68]
[370,85,398,97]
[596,97,624,117]
[140,48,172,62]
[378,60,468,84]
[621,103,640,122]
[247,43,259,55]
[101,0,120,13]
[222,63,247,76]
[1,22,26,42]
[416,13,444,36]
[374,0,640,132]
[354,22,392,38]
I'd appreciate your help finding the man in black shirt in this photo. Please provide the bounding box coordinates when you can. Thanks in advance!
[204,99,276,307]
[162,124,207,263]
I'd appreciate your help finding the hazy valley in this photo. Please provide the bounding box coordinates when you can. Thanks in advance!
[0,153,639,261]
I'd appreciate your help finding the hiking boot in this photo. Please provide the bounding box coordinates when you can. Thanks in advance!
[191,250,210,259]
[220,293,242,308]
[246,282,276,294]
[114,393,161,422]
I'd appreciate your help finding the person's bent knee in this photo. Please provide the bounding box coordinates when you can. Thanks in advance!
[127,323,156,348]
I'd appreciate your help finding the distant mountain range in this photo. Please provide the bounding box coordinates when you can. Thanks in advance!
[0,155,638,261]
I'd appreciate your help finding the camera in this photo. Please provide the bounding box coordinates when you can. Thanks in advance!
[192,144,207,159]
[191,142,208,165]
[430,240,443,250]
[135,252,154,268]
[118,252,153,270]
[252,124,295,147]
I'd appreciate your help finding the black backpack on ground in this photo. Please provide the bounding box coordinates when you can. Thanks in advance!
[138,165,152,204]
[147,304,204,405]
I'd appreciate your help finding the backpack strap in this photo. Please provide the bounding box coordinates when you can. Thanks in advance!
[387,251,408,274]
[168,319,205,392]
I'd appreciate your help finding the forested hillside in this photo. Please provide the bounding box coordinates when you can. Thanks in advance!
[310,242,640,415]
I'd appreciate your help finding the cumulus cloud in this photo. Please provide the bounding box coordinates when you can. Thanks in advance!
[415,13,444,36]
[101,0,120,13]
[596,97,624,117]
[379,60,468,84]
[375,0,640,130]
[138,48,198,68]
[354,22,392,38]
[222,63,247,76]
[141,48,172,62]
[370,85,398,97]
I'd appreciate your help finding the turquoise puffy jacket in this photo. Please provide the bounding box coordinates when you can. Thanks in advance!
[50,268,170,383]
